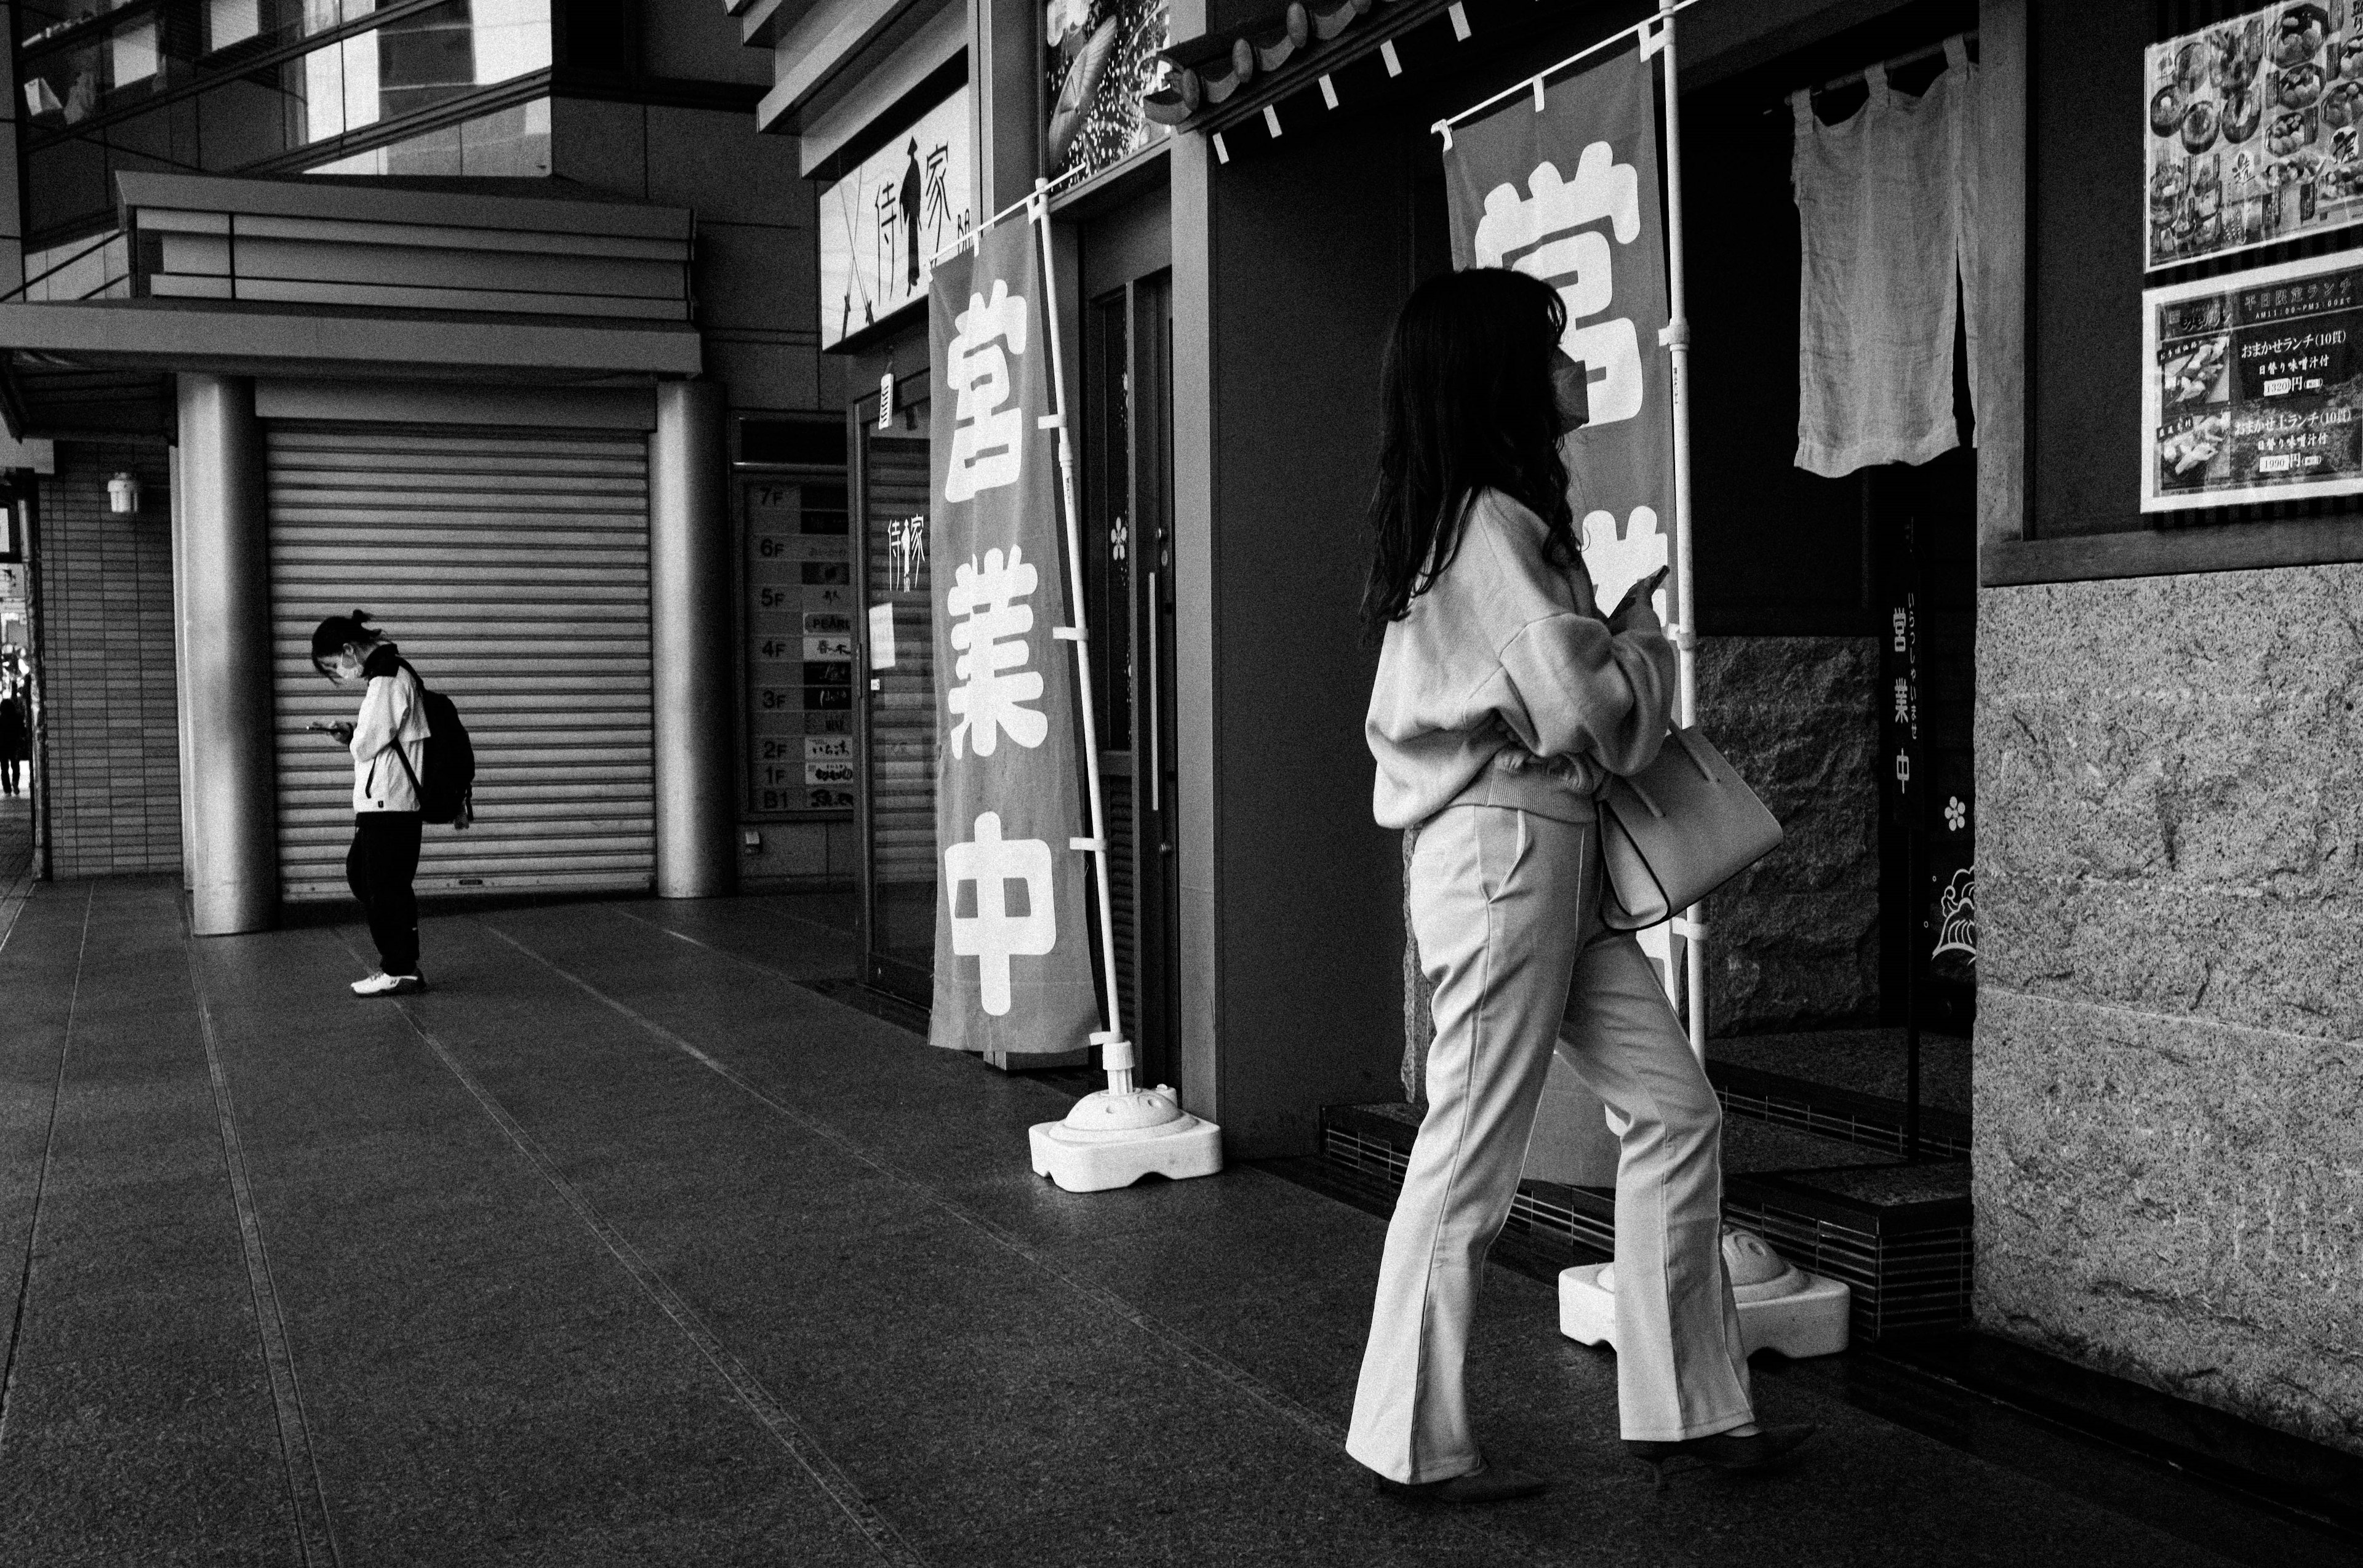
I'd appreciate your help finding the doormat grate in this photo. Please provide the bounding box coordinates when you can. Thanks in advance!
[1321,1104,1973,1341]
[1709,1062,1973,1162]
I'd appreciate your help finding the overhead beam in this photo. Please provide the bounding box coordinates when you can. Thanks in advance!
[0,300,702,380]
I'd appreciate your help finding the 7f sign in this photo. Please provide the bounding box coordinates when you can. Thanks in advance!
[924,223,1101,1057]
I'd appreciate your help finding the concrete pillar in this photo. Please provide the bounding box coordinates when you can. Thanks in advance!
[649,379,737,899]
[177,374,278,934]
[169,442,194,893]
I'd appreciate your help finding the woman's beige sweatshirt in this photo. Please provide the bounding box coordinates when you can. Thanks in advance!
[1365,489,1678,831]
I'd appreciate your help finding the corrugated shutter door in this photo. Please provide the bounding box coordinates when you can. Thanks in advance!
[863,436,937,905]
[269,423,655,902]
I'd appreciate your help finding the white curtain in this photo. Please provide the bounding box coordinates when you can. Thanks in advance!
[1791,36,1981,478]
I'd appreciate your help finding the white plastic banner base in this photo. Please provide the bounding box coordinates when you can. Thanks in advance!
[1559,1241,1852,1360]
[1029,1087,1224,1193]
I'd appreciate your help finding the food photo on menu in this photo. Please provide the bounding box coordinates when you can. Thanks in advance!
[2147,2,2363,270]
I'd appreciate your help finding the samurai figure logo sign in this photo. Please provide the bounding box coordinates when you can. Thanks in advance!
[926,223,1101,1055]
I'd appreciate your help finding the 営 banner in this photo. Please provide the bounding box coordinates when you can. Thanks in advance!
[1444,42,1684,1003]
[925,222,1101,1055]
[1445,42,1673,612]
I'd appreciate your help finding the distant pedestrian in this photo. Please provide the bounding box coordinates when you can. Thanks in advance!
[0,689,25,796]
[310,610,430,997]
[1349,270,1814,1503]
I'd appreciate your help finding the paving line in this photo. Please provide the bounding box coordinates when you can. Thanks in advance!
[0,885,92,1451]
[484,911,1351,1453]
[479,910,1581,1566]
[327,928,931,1568]
[185,937,345,1567]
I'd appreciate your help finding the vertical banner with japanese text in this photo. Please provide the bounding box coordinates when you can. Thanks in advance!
[925,224,1101,1055]
[1443,42,1682,1003]
[1446,44,1672,610]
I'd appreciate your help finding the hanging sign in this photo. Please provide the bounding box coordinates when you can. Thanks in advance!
[2141,245,2363,510]
[924,221,1100,1055]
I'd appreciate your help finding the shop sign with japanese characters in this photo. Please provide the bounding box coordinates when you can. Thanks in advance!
[2145,2,2363,272]
[922,220,1101,1055]
[820,88,974,350]
[2142,246,2363,510]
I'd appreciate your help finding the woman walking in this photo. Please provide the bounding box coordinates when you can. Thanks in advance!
[311,610,430,996]
[1348,269,1812,1503]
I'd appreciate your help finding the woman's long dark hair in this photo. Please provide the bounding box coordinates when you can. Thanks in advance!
[1361,268,1578,639]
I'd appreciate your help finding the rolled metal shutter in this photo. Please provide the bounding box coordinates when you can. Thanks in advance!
[268,423,655,902]
[862,435,937,906]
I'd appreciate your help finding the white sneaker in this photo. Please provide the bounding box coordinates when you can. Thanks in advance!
[351,972,424,996]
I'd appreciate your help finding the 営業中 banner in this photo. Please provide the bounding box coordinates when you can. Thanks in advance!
[925,222,1101,1055]
[1445,42,1673,610]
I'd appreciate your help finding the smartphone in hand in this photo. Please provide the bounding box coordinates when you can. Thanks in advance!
[1614,565,1671,622]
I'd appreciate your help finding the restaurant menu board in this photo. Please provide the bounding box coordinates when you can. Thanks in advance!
[2146,3,2363,271]
[745,479,857,814]
[2142,248,2363,510]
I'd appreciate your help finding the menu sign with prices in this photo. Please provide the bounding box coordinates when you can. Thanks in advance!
[2141,247,2363,510]
[744,479,858,814]
[2146,2,2363,271]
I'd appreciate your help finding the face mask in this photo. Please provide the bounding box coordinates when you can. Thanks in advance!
[1551,349,1591,437]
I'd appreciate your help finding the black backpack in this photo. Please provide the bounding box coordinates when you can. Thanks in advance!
[387,660,476,828]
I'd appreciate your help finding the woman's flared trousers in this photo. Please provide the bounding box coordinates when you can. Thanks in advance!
[1345,804,1754,1484]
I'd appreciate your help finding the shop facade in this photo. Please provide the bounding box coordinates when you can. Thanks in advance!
[783,0,2361,1465]
[0,0,862,905]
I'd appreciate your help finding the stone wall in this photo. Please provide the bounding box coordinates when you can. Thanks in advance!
[1399,633,1880,1100]
[1695,636,1881,1033]
[1977,566,2363,1458]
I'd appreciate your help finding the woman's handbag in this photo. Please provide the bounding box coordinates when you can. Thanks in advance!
[1597,726,1784,930]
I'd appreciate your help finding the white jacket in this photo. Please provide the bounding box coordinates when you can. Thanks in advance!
[1365,489,1676,831]
[350,653,431,814]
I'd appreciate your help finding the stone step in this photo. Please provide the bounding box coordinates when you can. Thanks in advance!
[1320,1102,1973,1344]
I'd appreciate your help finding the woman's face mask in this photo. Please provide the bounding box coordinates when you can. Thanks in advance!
[1550,348,1591,437]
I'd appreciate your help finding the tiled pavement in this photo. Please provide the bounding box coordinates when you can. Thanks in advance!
[0,878,2346,1567]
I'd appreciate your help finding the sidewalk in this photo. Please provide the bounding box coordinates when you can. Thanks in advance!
[0,878,2340,1567]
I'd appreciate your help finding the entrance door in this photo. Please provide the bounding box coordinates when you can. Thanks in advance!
[1082,273,1178,1087]
[855,388,936,1004]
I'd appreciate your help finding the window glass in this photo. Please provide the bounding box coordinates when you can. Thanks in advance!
[305,95,549,175]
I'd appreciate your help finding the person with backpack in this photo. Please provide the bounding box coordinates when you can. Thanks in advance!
[0,687,25,796]
[311,609,432,996]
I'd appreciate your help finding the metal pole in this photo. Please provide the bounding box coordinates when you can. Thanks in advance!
[1030,179,1137,1095]
[1657,1,1708,1063]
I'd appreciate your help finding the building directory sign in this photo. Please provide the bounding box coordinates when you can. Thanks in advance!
[2146,3,2363,272]
[744,478,857,814]
[2143,247,2363,510]
[818,88,973,350]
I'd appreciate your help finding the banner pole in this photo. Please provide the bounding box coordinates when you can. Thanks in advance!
[1028,177,1136,1095]
[1656,0,1708,1065]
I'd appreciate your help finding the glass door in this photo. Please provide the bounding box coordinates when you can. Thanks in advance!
[1083,273,1178,1087]
[856,388,937,1004]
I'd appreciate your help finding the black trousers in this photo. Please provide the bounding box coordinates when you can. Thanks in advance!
[347,813,423,975]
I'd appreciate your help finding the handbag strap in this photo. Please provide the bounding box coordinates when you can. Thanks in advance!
[1669,726,1719,783]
